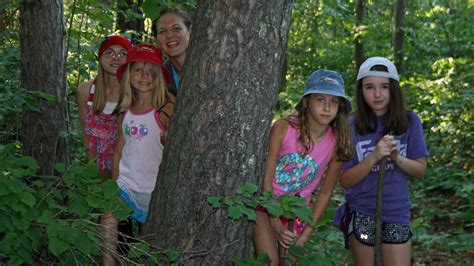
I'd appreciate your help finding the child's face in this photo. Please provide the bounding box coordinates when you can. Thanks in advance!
[361,76,391,116]
[307,93,340,126]
[100,45,128,74]
[130,62,157,93]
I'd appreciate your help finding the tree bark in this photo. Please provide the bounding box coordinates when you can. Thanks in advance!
[354,0,366,70]
[393,0,405,73]
[20,0,68,175]
[143,0,294,264]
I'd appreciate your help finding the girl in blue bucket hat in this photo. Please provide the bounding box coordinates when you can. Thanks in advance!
[253,69,354,265]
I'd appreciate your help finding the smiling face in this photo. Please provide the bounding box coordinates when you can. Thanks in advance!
[306,93,340,127]
[155,13,190,61]
[130,62,158,94]
[100,45,128,75]
[361,76,391,116]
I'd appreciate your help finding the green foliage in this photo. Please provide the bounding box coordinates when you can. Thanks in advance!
[208,182,313,224]
[0,142,130,264]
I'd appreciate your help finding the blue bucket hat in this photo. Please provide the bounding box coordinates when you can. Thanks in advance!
[296,69,352,113]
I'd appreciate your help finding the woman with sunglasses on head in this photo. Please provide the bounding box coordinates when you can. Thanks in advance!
[76,35,132,265]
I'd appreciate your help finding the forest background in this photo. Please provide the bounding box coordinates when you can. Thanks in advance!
[0,0,472,265]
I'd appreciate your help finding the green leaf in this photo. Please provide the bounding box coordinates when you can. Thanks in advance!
[228,205,243,220]
[86,196,102,208]
[164,249,180,262]
[288,244,305,257]
[13,156,39,171]
[207,196,221,208]
[46,222,60,237]
[48,237,69,257]
[37,210,54,224]
[69,199,90,217]
[113,201,132,221]
[235,182,259,196]
[20,191,36,207]
[263,202,283,217]
[75,234,97,255]
[223,197,234,207]
[241,205,257,221]
[101,179,119,195]
[54,163,66,173]
[128,242,150,259]
[141,0,162,21]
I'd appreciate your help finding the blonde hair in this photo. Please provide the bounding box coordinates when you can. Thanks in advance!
[115,62,167,113]
[289,95,354,161]
[91,62,107,114]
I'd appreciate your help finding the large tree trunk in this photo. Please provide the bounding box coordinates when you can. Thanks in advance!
[20,0,68,175]
[393,0,405,73]
[354,0,366,70]
[143,0,294,264]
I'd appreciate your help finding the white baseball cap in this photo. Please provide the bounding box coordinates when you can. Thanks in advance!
[357,57,399,82]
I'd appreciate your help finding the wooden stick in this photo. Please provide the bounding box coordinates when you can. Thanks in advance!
[374,156,387,266]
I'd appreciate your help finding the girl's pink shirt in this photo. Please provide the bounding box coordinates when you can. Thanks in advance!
[272,124,336,205]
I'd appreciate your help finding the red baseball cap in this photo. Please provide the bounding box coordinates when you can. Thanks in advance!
[116,43,171,85]
[98,35,132,58]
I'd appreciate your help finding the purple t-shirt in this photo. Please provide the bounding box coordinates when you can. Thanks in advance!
[335,111,428,225]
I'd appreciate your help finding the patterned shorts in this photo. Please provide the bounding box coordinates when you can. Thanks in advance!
[349,211,412,246]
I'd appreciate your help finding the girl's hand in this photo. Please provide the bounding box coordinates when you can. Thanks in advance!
[271,218,297,248]
[374,135,397,161]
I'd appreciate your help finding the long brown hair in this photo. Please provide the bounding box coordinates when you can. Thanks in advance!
[289,95,354,161]
[355,65,410,135]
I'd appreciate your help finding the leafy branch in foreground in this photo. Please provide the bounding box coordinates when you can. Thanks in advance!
[208,182,313,224]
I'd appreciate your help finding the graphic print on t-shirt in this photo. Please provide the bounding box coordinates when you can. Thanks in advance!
[274,153,319,192]
[124,120,149,141]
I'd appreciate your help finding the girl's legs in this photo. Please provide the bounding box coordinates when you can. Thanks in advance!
[349,235,411,266]
[349,234,373,266]
[253,210,279,266]
[382,240,411,266]
[101,212,118,266]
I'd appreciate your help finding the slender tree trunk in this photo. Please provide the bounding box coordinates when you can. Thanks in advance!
[374,157,387,266]
[143,1,294,264]
[393,0,405,73]
[20,0,68,175]
[354,0,366,70]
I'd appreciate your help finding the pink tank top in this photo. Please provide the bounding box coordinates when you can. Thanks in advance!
[117,108,166,193]
[272,123,336,204]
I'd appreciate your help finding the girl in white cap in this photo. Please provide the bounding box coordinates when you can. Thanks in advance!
[253,69,354,265]
[334,57,428,265]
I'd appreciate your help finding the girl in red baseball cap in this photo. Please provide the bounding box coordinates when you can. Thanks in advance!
[76,35,133,265]
[108,43,173,261]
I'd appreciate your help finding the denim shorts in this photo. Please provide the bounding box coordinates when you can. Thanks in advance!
[349,211,412,246]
